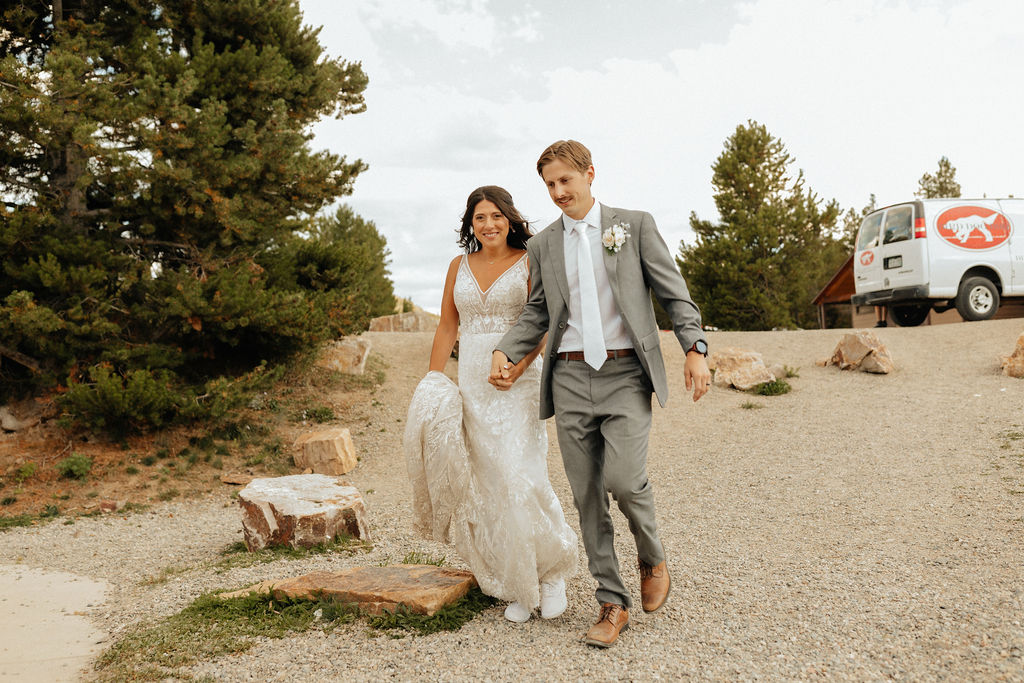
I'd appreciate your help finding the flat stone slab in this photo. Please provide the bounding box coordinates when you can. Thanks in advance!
[218,565,477,616]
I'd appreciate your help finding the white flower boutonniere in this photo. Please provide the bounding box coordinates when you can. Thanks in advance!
[602,222,631,253]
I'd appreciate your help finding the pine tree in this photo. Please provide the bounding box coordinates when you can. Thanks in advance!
[839,194,877,250]
[677,120,844,330]
[0,1,374,426]
[915,156,961,199]
[262,205,396,336]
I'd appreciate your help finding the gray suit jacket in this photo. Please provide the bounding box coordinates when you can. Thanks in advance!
[497,204,706,419]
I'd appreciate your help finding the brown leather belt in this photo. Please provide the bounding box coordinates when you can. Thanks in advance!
[556,348,636,362]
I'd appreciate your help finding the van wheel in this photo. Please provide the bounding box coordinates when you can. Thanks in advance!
[955,276,999,321]
[891,303,930,327]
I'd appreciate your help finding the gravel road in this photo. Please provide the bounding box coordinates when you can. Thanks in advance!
[2,320,1023,681]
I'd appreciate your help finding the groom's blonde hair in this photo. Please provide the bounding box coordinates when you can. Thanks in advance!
[536,139,592,176]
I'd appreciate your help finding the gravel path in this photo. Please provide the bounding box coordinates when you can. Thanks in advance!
[2,320,1023,681]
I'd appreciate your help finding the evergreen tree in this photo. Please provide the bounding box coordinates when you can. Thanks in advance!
[839,193,877,250]
[677,120,844,330]
[0,1,374,426]
[915,156,961,198]
[262,205,396,336]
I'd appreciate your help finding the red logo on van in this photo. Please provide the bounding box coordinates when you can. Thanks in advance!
[859,251,874,266]
[936,206,1012,250]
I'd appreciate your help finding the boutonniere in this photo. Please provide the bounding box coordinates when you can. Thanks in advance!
[602,222,631,253]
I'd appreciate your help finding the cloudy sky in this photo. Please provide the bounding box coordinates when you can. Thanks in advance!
[300,0,1024,312]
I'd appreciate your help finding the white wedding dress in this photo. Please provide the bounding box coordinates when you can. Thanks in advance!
[405,253,578,609]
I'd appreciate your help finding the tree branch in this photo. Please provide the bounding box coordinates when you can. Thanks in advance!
[0,344,41,373]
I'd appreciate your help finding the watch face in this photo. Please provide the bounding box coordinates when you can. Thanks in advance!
[695,340,708,354]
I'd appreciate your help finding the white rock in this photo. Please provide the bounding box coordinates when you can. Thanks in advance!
[238,474,369,550]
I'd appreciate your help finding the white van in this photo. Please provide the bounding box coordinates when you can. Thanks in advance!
[852,198,1024,325]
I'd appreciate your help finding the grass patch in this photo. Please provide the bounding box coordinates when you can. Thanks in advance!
[95,586,495,680]
[157,488,180,502]
[214,534,372,571]
[0,513,34,530]
[1,504,60,532]
[784,365,800,378]
[740,401,763,410]
[749,379,791,396]
[367,588,497,636]
[402,551,445,566]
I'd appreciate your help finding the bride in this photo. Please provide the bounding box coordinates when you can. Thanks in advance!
[405,185,578,622]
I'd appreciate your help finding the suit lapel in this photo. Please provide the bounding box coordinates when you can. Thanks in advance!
[547,219,571,309]
[600,204,622,303]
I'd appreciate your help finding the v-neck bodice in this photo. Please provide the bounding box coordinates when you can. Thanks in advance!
[453,253,529,335]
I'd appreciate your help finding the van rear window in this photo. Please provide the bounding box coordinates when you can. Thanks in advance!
[857,213,883,251]
[883,205,913,244]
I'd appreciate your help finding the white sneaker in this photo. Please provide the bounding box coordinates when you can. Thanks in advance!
[539,578,567,619]
[504,601,532,623]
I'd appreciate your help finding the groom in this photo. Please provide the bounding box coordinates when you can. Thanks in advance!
[490,140,710,647]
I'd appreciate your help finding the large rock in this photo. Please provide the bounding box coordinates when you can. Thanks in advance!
[0,406,39,432]
[316,337,371,375]
[239,474,369,551]
[825,330,895,374]
[218,565,477,616]
[709,348,776,390]
[368,311,439,332]
[293,427,358,475]
[1001,332,1024,378]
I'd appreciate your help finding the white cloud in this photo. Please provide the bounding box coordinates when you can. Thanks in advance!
[358,0,498,51]
[301,0,1024,312]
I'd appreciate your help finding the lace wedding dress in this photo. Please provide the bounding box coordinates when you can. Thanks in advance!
[405,253,578,609]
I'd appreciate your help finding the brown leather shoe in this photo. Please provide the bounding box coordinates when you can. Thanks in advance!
[639,558,671,612]
[583,603,629,648]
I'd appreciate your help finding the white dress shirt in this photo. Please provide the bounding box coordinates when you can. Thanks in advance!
[557,200,633,353]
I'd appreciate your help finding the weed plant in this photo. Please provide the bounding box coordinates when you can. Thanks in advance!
[750,379,791,396]
[402,551,445,566]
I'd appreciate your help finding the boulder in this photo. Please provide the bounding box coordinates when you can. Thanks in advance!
[316,337,372,375]
[709,348,776,390]
[368,311,439,332]
[239,474,369,551]
[218,565,477,616]
[293,427,357,475]
[1001,332,1024,378]
[0,406,39,432]
[826,330,895,374]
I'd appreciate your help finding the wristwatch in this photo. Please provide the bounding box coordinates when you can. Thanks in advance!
[687,340,708,356]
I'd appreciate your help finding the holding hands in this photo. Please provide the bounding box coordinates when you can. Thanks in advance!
[489,350,518,390]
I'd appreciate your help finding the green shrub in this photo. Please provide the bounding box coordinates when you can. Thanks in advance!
[56,453,93,480]
[307,406,335,423]
[750,379,791,396]
[59,366,182,435]
[15,463,37,483]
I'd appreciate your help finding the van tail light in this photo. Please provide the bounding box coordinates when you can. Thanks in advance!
[914,217,926,239]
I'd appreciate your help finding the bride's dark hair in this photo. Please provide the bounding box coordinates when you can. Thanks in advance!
[458,185,532,252]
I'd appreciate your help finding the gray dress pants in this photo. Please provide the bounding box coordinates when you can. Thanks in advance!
[551,354,664,609]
